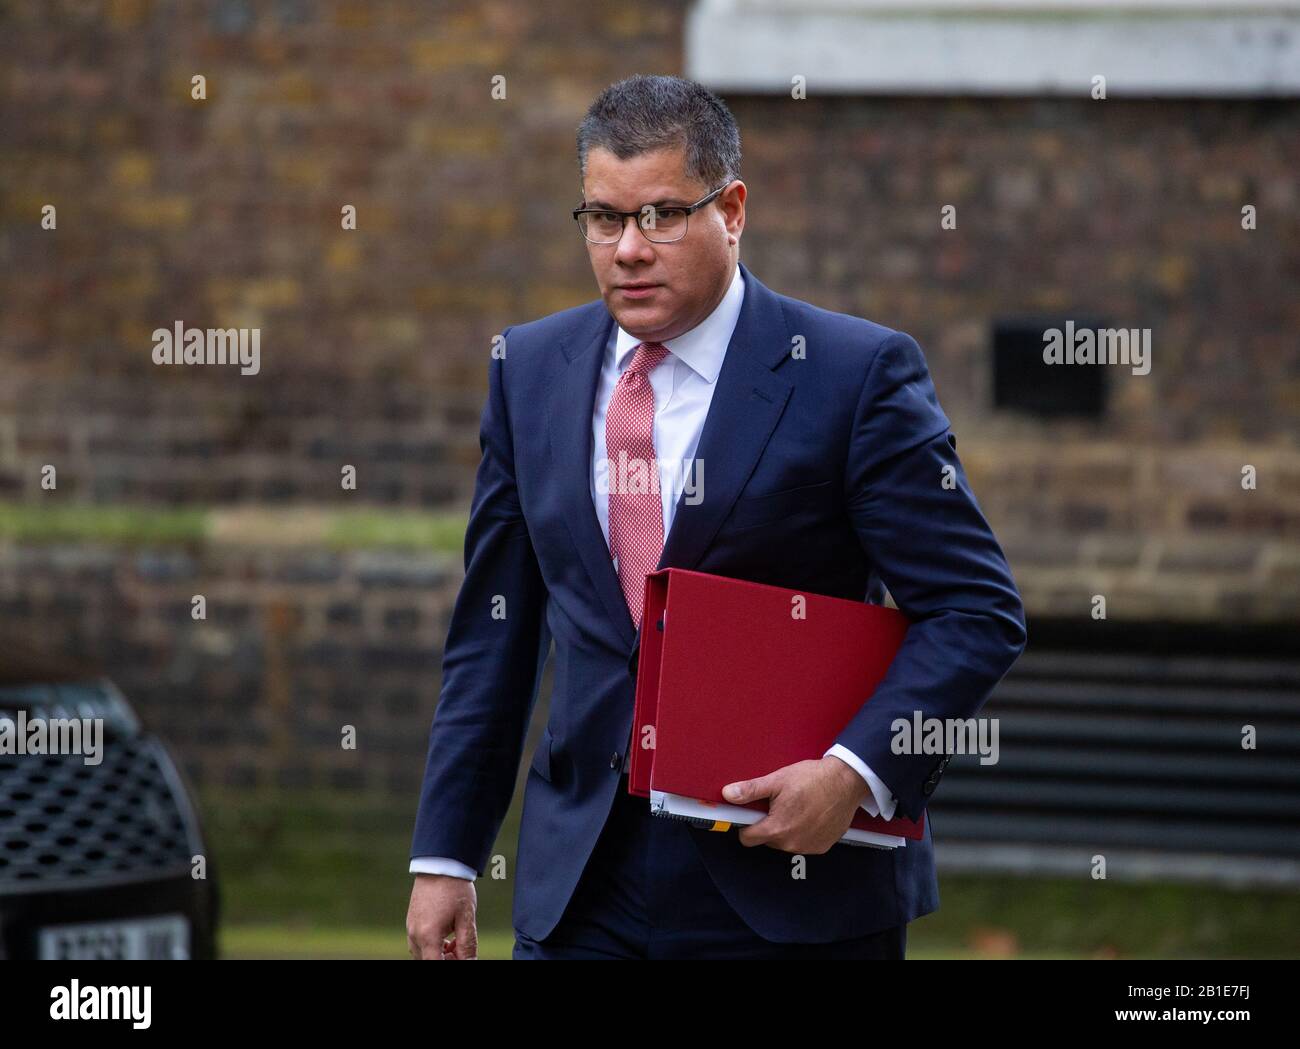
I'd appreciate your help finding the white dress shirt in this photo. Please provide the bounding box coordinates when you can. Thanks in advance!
[411,265,896,880]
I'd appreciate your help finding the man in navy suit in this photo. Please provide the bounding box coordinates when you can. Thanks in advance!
[407,75,1026,960]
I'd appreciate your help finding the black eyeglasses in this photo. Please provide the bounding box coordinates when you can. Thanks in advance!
[572,183,729,244]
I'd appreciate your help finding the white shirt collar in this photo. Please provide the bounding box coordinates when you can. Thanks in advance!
[611,264,744,384]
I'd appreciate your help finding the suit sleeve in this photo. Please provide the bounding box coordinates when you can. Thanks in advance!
[409,855,477,880]
[409,332,552,871]
[833,331,1026,822]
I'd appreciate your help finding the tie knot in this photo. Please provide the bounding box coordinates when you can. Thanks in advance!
[626,341,670,378]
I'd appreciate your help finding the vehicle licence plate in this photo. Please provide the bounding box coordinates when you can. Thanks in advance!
[38,915,191,960]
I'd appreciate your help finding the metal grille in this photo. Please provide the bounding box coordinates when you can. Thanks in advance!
[0,736,195,887]
[931,643,1300,886]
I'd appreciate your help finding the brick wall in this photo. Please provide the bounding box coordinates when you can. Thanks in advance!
[1,541,462,793]
[1,1,1296,788]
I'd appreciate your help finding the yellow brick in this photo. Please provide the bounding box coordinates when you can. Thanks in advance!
[95,115,132,146]
[446,204,518,237]
[1031,287,1069,310]
[112,152,154,189]
[205,277,302,310]
[103,272,160,300]
[935,167,975,200]
[1276,380,1300,414]
[206,278,239,307]
[607,8,656,38]
[409,37,507,71]
[107,0,148,28]
[445,12,481,34]
[271,155,325,189]
[385,315,420,345]
[255,38,289,65]
[1029,131,1065,162]
[2,190,51,223]
[408,123,501,157]
[1154,253,1192,295]
[245,277,302,310]
[116,318,161,347]
[525,286,591,317]
[334,2,374,29]
[118,195,192,228]
[268,71,318,106]
[413,284,511,313]
[356,202,397,232]
[326,237,360,272]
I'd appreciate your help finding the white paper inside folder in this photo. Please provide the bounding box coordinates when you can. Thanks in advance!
[649,790,906,850]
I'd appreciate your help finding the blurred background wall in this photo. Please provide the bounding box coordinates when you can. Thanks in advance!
[1,0,1296,956]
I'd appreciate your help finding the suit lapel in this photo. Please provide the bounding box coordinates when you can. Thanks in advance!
[547,264,795,655]
[547,305,639,647]
[655,263,794,574]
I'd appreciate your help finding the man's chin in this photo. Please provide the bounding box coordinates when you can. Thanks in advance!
[606,300,671,341]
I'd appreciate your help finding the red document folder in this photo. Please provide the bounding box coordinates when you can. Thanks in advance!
[628,568,926,842]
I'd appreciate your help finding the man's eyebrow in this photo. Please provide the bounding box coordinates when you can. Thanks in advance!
[581,196,689,210]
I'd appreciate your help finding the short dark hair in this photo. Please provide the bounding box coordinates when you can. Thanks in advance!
[576,75,741,189]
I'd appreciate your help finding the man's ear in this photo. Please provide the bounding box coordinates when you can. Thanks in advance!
[721,180,746,239]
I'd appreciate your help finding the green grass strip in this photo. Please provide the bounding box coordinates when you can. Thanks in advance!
[323,509,466,552]
[0,501,468,552]
[0,502,208,544]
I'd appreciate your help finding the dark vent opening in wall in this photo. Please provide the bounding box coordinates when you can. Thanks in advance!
[993,316,1108,418]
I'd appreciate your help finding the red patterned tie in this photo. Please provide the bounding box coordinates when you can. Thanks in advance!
[606,341,671,628]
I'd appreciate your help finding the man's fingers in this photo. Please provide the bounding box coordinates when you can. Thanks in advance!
[728,771,787,844]
[408,875,477,960]
[452,907,479,959]
[724,770,780,803]
[407,923,431,960]
[737,813,779,848]
[412,930,448,960]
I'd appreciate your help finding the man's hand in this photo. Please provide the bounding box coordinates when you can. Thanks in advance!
[407,873,479,960]
[722,756,871,855]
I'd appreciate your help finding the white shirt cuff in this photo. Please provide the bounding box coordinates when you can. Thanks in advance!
[410,855,477,880]
[825,743,898,821]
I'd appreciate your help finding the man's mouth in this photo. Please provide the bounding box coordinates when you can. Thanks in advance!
[617,282,660,299]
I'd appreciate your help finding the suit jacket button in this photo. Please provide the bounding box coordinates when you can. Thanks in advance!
[922,781,936,797]
[609,751,621,770]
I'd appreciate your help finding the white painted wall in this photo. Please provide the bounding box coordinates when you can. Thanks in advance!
[687,1,1300,96]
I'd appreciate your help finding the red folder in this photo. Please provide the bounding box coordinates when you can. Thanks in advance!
[629,568,926,842]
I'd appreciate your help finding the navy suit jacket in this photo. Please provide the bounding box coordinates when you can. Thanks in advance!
[410,262,1027,943]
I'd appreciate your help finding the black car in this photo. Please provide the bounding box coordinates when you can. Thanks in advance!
[0,641,219,959]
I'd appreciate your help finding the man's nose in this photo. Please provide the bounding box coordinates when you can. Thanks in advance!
[614,215,656,266]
